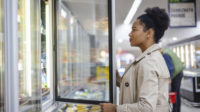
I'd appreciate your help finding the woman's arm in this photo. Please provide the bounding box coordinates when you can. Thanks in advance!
[100,103,117,112]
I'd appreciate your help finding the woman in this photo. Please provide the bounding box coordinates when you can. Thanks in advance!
[100,7,170,112]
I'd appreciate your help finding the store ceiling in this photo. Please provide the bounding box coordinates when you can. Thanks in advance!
[115,0,200,54]
[61,0,200,53]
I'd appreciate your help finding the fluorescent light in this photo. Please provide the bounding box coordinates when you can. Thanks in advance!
[172,37,177,41]
[173,48,176,53]
[70,17,74,25]
[177,47,180,58]
[61,9,67,18]
[180,46,184,62]
[190,44,195,67]
[185,45,189,68]
[124,0,142,24]
[46,4,50,88]
[26,0,32,96]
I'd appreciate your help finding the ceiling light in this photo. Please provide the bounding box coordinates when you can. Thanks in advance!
[70,17,74,25]
[124,0,142,24]
[172,37,177,41]
[61,9,67,18]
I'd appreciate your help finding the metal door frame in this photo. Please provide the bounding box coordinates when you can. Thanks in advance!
[53,0,116,105]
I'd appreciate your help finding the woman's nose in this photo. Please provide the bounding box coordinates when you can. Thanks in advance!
[129,32,132,37]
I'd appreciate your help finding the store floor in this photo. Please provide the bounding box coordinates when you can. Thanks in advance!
[181,98,200,112]
[117,89,200,112]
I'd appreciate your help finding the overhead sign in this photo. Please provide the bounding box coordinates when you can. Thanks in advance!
[168,0,196,27]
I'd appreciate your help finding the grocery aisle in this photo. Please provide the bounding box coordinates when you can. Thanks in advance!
[181,99,200,112]
[181,103,200,112]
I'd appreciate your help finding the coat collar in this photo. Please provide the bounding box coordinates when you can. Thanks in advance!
[122,44,161,79]
[134,44,161,63]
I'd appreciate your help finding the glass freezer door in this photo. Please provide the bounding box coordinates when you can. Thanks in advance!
[18,0,41,111]
[55,0,113,104]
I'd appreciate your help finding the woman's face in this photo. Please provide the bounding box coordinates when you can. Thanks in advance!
[129,19,148,47]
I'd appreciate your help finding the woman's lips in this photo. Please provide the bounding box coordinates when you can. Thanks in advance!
[129,38,132,43]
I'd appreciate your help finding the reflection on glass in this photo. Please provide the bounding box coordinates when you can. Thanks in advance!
[172,48,176,53]
[190,43,195,68]
[56,0,110,102]
[176,47,180,58]
[180,46,184,63]
[185,44,190,69]
[18,0,41,111]
[0,0,4,111]
[41,0,51,103]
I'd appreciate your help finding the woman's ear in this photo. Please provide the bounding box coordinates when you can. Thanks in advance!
[147,28,154,39]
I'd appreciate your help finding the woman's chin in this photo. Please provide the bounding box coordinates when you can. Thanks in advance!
[130,44,135,47]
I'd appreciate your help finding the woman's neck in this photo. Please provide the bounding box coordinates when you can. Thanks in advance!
[140,42,155,52]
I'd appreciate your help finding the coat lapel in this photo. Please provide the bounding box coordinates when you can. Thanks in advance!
[121,44,161,79]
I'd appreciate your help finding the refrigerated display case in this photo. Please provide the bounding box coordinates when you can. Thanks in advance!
[0,0,4,111]
[57,103,101,112]
[41,0,50,102]
[180,45,185,64]
[185,44,190,69]
[18,0,42,111]
[54,0,114,106]
[40,1,55,111]
[181,70,200,103]
[41,0,54,105]
[168,35,200,104]
[0,0,115,111]
[190,43,196,69]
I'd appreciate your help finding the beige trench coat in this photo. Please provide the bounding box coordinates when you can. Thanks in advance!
[117,44,170,112]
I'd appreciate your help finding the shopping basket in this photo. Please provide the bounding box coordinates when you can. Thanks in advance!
[169,92,176,112]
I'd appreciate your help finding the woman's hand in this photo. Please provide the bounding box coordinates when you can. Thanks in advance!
[100,103,117,112]
[116,70,121,87]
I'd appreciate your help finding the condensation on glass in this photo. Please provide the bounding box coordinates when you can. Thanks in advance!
[0,0,4,111]
[18,0,41,111]
[56,0,110,102]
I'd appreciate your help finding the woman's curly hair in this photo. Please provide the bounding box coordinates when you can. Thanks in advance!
[137,7,170,43]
